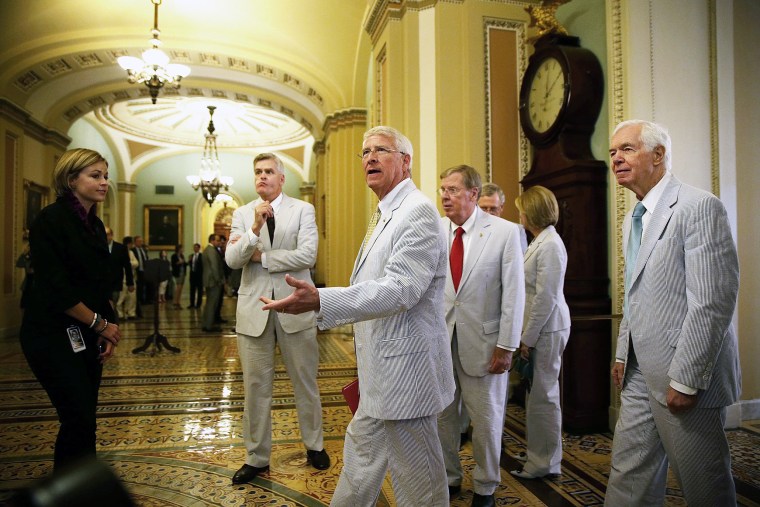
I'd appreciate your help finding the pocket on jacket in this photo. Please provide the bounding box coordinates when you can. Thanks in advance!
[483,319,500,335]
[380,335,428,357]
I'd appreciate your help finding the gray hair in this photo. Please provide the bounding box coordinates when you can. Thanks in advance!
[363,126,414,171]
[481,183,505,205]
[612,120,671,171]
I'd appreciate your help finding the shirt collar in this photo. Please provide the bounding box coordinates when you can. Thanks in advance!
[269,192,284,212]
[377,178,412,216]
[640,171,672,214]
[449,206,479,235]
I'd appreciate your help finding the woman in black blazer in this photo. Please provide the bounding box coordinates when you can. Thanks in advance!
[20,148,121,470]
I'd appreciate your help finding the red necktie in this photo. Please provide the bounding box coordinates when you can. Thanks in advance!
[450,227,464,292]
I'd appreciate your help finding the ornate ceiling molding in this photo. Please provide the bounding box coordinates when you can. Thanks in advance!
[10,46,329,138]
[0,98,70,150]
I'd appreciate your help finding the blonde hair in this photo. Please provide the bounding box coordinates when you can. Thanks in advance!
[515,185,559,229]
[53,148,107,197]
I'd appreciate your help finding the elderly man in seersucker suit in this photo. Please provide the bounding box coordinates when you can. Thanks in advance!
[225,153,328,485]
[260,126,455,506]
[605,120,741,506]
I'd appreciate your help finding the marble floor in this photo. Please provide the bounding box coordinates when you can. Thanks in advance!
[1,296,758,506]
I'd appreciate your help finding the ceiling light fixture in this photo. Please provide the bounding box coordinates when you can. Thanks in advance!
[117,0,190,104]
[186,106,234,206]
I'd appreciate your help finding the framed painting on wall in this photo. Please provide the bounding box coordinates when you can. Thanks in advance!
[24,179,49,230]
[144,205,182,251]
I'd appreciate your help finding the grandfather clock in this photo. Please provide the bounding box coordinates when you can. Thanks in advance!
[519,32,611,432]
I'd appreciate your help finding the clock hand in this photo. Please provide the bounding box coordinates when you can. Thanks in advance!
[547,71,562,94]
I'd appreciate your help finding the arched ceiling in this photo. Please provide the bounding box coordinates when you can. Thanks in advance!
[0,0,372,150]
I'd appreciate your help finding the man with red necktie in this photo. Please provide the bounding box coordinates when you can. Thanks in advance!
[437,165,525,507]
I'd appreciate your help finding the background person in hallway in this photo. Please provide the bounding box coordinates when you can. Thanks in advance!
[215,235,229,324]
[105,226,134,307]
[171,244,187,309]
[188,243,203,309]
[201,234,224,332]
[132,235,149,316]
[225,153,328,484]
[115,236,139,320]
[605,120,741,506]
[16,230,33,310]
[437,165,524,507]
[510,185,570,481]
[19,148,121,469]
[261,126,454,506]
[478,182,528,253]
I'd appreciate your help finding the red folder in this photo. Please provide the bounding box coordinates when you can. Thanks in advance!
[341,378,360,414]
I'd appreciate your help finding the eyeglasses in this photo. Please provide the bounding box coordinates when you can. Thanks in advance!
[358,146,405,160]
[438,186,465,196]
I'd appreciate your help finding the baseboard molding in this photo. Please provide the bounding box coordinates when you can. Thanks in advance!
[726,399,760,428]
[738,398,760,421]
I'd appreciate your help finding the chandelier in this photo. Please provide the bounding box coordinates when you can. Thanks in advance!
[186,106,234,206]
[117,0,190,104]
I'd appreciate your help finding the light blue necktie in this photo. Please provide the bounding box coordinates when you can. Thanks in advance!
[624,202,646,315]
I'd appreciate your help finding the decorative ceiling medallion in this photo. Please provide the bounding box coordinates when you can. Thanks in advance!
[95,96,310,148]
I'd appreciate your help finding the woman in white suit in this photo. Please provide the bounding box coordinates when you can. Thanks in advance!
[511,185,571,480]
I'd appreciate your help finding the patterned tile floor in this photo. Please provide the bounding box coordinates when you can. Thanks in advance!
[1,297,758,506]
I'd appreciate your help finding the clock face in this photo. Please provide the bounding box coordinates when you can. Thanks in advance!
[527,56,566,134]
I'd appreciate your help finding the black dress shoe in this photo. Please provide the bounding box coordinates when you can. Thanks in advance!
[231,464,269,484]
[448,484,461,498]
[202,327,221,332]
[471,493,495,507]
[306,449,330,470]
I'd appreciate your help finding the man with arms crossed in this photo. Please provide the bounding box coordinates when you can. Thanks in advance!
[437,165,524,507]
[605,120,740,506]
[226,153,328,484]
[262,126,454,506]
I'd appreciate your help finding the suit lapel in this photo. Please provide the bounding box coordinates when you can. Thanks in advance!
[352,182,414,280]
[458,212,491,289]
[272,195,293,248]
[523,227,549,263]
[631,178,679,287]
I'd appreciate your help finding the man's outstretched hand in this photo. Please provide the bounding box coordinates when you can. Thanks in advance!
[260,274,320,314]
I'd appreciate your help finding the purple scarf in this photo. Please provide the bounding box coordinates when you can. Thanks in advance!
[62,190,99,234]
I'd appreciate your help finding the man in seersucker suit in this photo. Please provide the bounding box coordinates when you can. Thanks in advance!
[225,153,329,485]
[261,126,455,506]
[437,165,524,507]
[605,120,741,506]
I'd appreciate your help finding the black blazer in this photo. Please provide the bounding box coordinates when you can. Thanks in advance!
[108,240,134,291]
[189,252,203,281]
[21,197,116,346]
